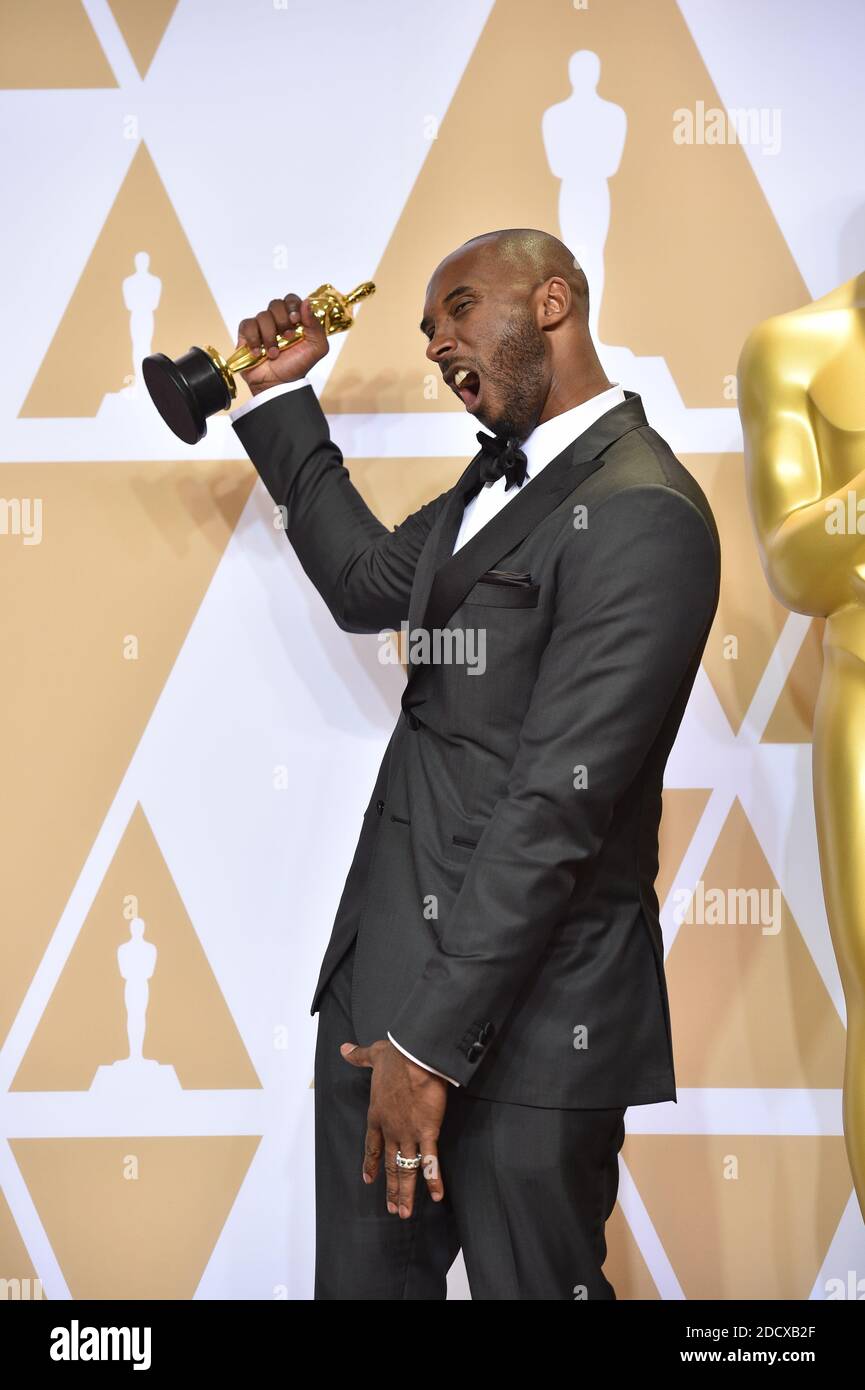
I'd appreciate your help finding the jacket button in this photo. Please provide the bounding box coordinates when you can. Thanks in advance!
[480,1022,495,1044]
[466,1042,484,1064]
[375,799,384,816]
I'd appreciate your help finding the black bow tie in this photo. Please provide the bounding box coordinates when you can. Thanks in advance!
[475,431,529,490]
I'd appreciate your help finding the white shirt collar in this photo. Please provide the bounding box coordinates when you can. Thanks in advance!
[520,382,627,480]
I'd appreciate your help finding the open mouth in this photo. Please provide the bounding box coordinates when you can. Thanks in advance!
[452,367,481,411]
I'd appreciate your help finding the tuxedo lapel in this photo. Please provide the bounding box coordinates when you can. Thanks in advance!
[408,392,648,660]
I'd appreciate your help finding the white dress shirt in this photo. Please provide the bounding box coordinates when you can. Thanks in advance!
[231,377,626,1084]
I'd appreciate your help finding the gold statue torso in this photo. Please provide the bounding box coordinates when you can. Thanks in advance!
[739,273,865,659]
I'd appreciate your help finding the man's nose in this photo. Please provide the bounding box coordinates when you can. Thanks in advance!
[425,329,457,363]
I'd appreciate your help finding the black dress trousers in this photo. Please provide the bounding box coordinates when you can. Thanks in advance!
[313,938,626,1301]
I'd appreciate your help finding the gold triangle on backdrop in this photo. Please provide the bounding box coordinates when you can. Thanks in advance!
[347,456,465,527]
[0,457,255,1052]
[321,0,807,414]
[19,143,233,417]
[0,0,116,89]
[625,1135,852,1299]
[11,1137,261,1298]
[665,796,846,1088]
[686,454,790,735]
[107,0,179,79]
[12,803,262,1092]
[0,1188,47,1297]
[762,618,825,744]
[656,788,712,911]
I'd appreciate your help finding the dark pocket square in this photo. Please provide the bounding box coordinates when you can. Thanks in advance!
[478,569,534,587]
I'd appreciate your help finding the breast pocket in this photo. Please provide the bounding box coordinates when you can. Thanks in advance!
[462,578,541,609]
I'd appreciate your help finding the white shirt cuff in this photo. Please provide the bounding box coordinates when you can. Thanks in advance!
[387,1032,459,1087]
[230,377,310,422]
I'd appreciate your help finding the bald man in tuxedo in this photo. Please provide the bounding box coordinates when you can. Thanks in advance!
[230,229,720,1300]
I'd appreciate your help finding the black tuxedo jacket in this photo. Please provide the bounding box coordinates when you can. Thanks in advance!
[233,386,720,1108]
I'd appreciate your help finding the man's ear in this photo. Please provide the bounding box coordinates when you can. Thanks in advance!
[537,275,570,329]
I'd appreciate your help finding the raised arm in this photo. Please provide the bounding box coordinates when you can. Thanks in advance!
[231,292,451,633]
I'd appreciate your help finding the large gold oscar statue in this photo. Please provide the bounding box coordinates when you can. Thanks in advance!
[738,272,865,1218]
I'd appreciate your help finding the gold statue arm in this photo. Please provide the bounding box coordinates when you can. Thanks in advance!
[738,325,865,615]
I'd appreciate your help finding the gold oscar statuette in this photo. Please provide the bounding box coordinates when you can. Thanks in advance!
[142,280,376,444]
[738,271,865,1220]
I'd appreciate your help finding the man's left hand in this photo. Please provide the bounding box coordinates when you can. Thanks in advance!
[340,1038,448,1218]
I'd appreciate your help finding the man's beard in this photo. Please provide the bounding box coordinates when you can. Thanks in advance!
[478,306,547,441]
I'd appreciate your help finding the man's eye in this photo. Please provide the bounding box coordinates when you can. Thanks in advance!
[453,300,471,315]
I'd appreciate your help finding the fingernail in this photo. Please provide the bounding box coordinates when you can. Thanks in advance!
[362,1173,372,1184]
[387,1202,397,1214]
[399,1205,410,1219]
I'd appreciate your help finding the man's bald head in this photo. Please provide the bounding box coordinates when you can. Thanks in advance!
[454,228,590,320]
